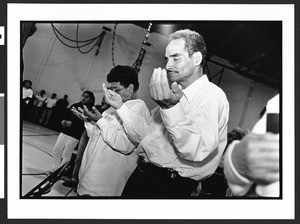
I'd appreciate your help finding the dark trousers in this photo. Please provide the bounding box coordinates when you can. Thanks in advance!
[121,161,198,198]
[21,101,30,120]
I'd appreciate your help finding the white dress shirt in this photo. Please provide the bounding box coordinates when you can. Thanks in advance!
[22,87,33,104]
[223,94,279,196]
[77,99,150,196]
[117,75,229,180]
[45,98,57,108]
[34,94,46,107]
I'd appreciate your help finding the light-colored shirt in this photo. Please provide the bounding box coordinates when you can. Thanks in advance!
[22,87,33,104]
[34,94,46,107]
[45,98,57,108]
[77,99,150,196]
[223,94,279,196]
[116,75,229,180]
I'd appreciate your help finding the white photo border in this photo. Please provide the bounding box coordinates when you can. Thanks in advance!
[7,3,295,220]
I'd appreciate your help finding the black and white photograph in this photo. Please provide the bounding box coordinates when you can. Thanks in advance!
[3,2,297,222]
[20,21,280,199]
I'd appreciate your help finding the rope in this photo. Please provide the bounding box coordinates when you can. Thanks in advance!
[76,23,102,54]
[51,24,96,49]
[111,23,117,67]
[51,23,101,53]
[51,23,100,43]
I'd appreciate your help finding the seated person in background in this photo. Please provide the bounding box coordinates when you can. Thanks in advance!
[62,103,109,188]
[50,91,95,172]
[72,65,150,196]
[50,94,69,131]
[223,94,279,197]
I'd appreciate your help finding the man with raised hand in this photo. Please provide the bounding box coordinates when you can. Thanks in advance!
[104,29,230,198]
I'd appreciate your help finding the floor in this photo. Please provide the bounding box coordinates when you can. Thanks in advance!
[22,120,77,197]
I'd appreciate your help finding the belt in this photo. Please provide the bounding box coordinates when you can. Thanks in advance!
[137,161,199,196]
[138,161,180,179]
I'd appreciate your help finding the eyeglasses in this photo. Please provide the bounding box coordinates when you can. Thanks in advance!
[107,86,125,93]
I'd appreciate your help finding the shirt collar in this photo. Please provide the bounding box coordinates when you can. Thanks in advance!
[182,75,209,103]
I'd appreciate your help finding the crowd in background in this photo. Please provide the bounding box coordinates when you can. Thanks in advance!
[22,79,69,131]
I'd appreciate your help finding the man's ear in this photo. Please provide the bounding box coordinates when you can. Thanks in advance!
[193,51,203,66]
[128,84,134,94]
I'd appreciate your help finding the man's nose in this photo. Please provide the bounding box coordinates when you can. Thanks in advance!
[165,60,173,70]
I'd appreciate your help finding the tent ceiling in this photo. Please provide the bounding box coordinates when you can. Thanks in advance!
[134,21,282,89]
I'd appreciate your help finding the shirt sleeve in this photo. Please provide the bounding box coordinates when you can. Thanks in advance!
[69,111,84,134]
[116,101,151,144]
[84,122,94,137]
[161,96,229,162]
[223,140,253,196]
[97,100,150,155]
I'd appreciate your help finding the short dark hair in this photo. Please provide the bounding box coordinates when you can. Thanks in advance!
[22,80,32,88]
[169,29,207,60]
[107,65,139,91]
[227,127,246,146]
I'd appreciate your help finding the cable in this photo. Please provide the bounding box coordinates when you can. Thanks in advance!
[51,23,111,55]
[51,24,96,49]
[51,23,101,43]
[76,23,103,54]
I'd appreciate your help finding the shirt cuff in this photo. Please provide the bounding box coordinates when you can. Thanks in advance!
[84,121,93,129]
[96,117,108,130]
[160,103,186,128]
[116,103,132,122]
[84,122,94,137]
[224,140,253,196]
[227,140,252,184]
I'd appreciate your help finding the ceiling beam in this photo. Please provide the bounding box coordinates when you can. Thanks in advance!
[206,58,279,89]
[237,42,279,69]
[208,23,245,57]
